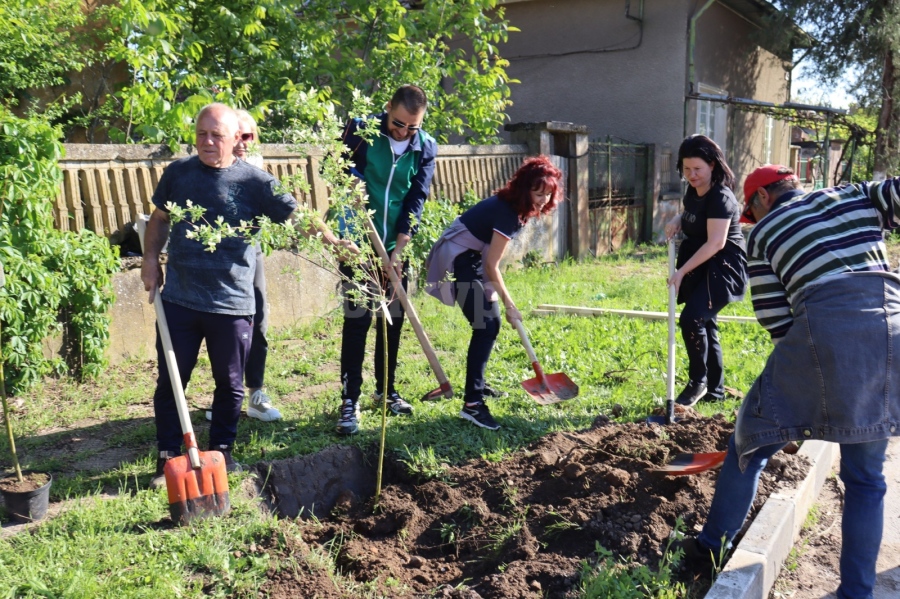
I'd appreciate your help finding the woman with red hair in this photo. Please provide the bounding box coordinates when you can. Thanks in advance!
[426,155,563,430]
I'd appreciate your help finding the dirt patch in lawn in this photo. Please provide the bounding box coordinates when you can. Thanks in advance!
[262,410,811,598]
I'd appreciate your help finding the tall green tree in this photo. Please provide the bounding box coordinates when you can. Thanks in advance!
[774,0,900,178]
[0,0,88,110]
[97,0,517,145]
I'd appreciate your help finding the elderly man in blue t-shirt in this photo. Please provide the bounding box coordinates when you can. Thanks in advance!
[141,103,297,489]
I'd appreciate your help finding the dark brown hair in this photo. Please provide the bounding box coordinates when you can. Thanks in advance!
[677,134,736,190]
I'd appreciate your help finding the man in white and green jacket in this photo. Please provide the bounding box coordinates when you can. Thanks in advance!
[334,84,437,435]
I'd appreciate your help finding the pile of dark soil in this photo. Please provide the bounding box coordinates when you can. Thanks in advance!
[261,412,811,598]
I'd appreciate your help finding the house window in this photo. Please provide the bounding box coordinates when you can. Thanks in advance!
[764,117,774,164]
[697,84,728,157]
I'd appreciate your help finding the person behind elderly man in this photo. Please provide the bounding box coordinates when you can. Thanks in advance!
[141,103,297,489]
[671,165,900,599]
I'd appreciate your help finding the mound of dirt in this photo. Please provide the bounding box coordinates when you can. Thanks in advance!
[262,413,811,598]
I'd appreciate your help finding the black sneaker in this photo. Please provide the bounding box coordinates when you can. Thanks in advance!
[335,398,360,435]
[675,381,707,407]
[668,535,722,578]
[209,444,243,473]
[482,384,508,399]
[373,391,413,415]
[460,402,500,430]
[150,450,178,490]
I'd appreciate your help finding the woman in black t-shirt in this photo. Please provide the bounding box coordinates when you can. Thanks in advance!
[425,156,563,430]
[664,135,748,407]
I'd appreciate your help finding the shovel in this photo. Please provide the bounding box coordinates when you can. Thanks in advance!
[651,451,726,475]
[647,238,679,425]
[137,215,230,525]
[360,212,453,401]
[514,320,578,405]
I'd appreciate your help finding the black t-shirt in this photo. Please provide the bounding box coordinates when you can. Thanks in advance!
[680,183,745,250]
[459,195,524,244]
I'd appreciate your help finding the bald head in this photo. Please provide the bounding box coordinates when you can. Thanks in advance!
[195,103,240,168]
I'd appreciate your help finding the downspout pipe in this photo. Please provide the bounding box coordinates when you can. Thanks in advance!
[685,0,717,138]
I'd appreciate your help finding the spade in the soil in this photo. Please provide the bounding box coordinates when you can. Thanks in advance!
[514,320,578,404]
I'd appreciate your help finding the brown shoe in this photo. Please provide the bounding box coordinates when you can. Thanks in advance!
[209,445,243,473]
[150,451,178,490]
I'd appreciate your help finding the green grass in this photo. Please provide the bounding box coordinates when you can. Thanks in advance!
[0,244,774,596]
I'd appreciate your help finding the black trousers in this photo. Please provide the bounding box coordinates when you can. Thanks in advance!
[154,301,252,452]
[339,262,407,401]
[453,251,502,404]
[679,279,728,397]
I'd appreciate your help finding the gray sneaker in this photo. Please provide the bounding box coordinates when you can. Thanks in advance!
[373,391,413,415]
[247,389,282,421]
[336,398,360,435]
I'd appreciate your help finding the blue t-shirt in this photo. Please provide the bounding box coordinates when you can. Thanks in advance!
[152,156,296,315]
[458,195,524,244]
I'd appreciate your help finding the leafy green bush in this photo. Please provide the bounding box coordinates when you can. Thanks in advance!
[0,108,118,392]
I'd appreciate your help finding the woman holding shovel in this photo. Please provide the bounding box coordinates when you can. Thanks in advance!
[425,155,563,430]
[664,135,748,407]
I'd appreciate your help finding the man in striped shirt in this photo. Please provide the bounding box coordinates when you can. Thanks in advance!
[672,165,900,599]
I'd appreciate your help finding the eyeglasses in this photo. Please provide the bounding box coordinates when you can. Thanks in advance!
[240,132,255,142]
[391,119,421,132]
[742,194,759,224]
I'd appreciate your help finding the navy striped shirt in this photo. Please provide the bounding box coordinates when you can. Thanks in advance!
[748,179,900,338]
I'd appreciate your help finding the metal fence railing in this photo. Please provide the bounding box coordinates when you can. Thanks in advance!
[587,137,650,254]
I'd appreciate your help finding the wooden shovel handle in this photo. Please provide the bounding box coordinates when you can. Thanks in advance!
[361,213,453,398]
[137,215,201,469]
[513,319,545,378]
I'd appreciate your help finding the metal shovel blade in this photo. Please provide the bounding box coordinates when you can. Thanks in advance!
[521,372,579,405]
[164,450,231,525]
[650,451,727,476]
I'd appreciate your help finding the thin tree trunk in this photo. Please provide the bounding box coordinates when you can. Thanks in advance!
[874,49,895,181]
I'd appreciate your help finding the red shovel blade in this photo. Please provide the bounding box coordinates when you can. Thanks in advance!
[521,372,579,405]
[650,451,727,476]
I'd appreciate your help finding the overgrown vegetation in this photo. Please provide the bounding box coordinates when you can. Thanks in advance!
[1,0,517,146]
[0,108,118,393]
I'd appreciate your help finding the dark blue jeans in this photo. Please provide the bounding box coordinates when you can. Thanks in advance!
[339,262,407,401]
[453,251,501,404]
[679,279,727,396]
[153,300,252,452]
[699,436,888,599]
[244,249,268,390]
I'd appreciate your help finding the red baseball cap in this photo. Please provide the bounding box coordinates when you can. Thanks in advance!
[741,165,797,224]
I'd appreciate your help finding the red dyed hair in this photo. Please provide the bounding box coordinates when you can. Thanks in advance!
[496,155,563,221]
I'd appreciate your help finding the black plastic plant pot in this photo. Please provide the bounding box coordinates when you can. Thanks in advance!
[0,471,53,523]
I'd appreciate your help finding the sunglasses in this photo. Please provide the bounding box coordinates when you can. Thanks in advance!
[741,203,757,224]
[240,132,255,142]
[391,119,421,132]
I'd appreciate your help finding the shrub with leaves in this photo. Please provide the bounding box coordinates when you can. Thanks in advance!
[0,108,118,392]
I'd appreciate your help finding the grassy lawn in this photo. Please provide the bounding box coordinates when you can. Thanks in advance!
[0,244,773,596]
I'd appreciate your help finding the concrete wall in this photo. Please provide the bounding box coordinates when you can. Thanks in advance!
[107,252,342,364]
[497,0,689,148]
[497,0,795,188]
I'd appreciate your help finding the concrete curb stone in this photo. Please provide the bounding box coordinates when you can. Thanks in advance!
[704,440,840,599]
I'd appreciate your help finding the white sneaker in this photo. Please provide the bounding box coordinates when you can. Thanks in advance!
[247,389,282,421]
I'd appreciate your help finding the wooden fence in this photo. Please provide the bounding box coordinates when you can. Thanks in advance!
[55,143,530,239]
